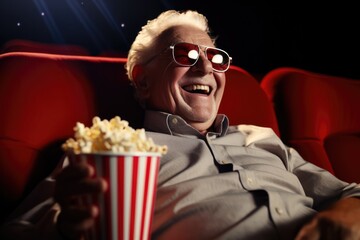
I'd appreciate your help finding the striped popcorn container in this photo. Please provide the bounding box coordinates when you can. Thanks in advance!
[75,152,161,240]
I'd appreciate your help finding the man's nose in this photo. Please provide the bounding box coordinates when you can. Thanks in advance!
[191,51,213,74]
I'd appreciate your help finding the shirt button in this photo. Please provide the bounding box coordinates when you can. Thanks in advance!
[172,118,178,124]
[275,207,284,216]
[247,177,253,184]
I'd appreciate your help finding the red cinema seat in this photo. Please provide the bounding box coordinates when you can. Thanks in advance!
[0,52,143,223]
[221,65,279,136]
[261,67,360,183]
[0,51,278,223]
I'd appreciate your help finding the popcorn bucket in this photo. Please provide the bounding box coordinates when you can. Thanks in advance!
[74,152,161,240]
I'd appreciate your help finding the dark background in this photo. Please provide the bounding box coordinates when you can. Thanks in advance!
[1,1,359,79]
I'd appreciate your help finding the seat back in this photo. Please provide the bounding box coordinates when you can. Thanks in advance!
[0,52,143,222]
[0,51,278,222]
[261,67,360,183]
[221,65,279,135]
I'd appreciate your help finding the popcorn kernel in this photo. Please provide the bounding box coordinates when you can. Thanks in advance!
[62,116,167,155]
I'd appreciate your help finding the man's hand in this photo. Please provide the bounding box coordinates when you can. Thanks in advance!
[295,197,360,240]
[54,159,107,240]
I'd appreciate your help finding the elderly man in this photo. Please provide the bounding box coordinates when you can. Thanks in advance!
[1,9,360,240]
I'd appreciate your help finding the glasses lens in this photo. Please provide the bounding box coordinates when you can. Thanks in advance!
[206,47,230,72]
[173,43,199,66]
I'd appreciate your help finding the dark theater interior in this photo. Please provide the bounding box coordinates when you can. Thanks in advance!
[1,2,359,78]
[1,1,360,237]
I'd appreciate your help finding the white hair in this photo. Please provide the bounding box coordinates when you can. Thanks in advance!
[125,10,212,81]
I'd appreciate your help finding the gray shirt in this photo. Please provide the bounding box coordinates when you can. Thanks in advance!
[1,110,359,240]
[144,110,360,240]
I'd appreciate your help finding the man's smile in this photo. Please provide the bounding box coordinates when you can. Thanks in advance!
[182,84,212,95]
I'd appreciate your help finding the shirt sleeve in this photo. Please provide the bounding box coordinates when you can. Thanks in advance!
[237,124,360,207]
[0,157,68,240]
[287,144,360,206]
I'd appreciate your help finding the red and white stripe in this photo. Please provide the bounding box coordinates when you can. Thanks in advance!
[78,153,160,240]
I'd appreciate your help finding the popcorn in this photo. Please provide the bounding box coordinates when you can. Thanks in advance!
[62,116,167,155]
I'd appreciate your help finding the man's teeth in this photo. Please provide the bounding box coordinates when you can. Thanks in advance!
[184,85,210,94]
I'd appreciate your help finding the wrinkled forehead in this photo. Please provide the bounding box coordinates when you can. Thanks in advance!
[155,25,215,51]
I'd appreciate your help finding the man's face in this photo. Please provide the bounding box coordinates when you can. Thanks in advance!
[136,25,226,133]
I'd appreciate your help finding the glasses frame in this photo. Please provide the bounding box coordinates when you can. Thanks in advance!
[169,42,232,73]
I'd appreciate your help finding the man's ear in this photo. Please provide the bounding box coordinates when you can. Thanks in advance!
[132,65,150,101]
[132,65,147,89]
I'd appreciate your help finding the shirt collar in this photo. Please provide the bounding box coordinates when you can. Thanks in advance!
[143,110,229,138]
